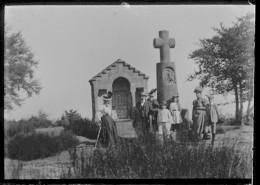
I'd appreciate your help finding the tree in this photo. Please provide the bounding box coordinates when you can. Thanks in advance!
[62,109,83,131]
[64,109,82,124]
[4,25,42,110]
[187,13,255,125]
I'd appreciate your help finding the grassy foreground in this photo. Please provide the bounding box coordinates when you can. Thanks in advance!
[64,133,252,179]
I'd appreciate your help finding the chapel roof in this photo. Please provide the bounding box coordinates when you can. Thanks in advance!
[89,59,149,82]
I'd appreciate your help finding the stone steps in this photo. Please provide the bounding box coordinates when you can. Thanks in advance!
[114,119,137,138]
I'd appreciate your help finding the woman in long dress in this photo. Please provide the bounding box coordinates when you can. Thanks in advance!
[95,93,118,147]
[192,87,209,141]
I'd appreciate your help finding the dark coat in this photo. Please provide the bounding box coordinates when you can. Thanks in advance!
[132,101,152,128]
[136,100,152,118]
[147,99,159,119]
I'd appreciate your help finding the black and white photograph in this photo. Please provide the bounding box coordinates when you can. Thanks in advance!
[4,4,254,180]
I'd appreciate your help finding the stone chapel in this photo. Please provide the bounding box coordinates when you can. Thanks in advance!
[89,58,149,120]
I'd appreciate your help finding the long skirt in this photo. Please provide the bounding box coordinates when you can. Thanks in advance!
[192,111,207,139]
[171,110,183,124]
[100,114,118,147]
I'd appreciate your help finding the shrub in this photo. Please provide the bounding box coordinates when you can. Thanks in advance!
[217,113,234,125]
[56,109,99,139]
[64,109,82,124]
[7,130,78,161]
[65,118,99,139]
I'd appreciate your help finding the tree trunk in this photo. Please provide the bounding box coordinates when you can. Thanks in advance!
[233,81,240,122]
[246,97,252,124]
[239,81,244,126]
[246,87,253,124]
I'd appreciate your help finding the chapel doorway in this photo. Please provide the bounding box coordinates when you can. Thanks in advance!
[112,77,132,119]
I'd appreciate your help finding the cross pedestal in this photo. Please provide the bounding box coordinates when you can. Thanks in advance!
[154,30,179,103]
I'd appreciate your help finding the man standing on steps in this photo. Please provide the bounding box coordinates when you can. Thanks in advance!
[147,88,160,133]
[135,91,152,137]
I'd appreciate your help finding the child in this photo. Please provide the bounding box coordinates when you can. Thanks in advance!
[206,95,219,144]
[157,101,173,144]
[169,95,183,141]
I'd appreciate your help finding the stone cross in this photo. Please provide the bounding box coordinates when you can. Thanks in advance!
[153,30,175,63]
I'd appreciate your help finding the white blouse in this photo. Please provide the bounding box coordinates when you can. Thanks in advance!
[101,104,112,116]
[169,102,179,111]
[95,104,112,122]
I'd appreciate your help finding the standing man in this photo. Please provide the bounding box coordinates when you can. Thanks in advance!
[135,91,152,137]
[192,86,209,141]
[206,95,220,144]
[147,88,160,133]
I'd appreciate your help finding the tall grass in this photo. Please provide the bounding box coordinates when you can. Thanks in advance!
[65,133,252,178]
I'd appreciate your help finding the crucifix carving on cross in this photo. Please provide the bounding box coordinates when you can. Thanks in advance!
[153,30,175,63]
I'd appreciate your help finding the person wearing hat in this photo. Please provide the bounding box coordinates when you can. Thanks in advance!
[157,101,174,144]
[206,94,220,144]
[192,86,209,141]
[147,88,160,133]
[95,92,118,148]
[169,95,183,142]
[134,91,152,137]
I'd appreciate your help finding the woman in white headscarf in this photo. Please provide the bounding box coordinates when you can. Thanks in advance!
[95,92,118,147]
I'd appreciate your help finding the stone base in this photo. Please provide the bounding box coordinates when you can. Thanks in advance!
[114,119,137,138]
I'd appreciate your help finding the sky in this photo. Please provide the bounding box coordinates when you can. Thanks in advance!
[5,5,255,121]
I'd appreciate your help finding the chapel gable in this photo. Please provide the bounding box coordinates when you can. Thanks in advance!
[89,59,149,120]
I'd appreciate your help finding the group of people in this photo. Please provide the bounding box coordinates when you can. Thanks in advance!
[95,86,220,148]
[133,87,220,144]
[192,86,220,144]
[132,89,184,144]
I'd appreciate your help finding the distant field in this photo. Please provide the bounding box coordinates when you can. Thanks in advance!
[35,126,64,136]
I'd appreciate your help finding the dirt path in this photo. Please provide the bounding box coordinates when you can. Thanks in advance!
[212,125,253,152]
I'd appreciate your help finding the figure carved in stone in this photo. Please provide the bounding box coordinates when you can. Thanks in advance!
[164,68,176,84]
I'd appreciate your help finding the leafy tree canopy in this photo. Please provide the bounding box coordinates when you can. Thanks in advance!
[188,13,255,123]
[188,13,254,95]
[5,25,42,110]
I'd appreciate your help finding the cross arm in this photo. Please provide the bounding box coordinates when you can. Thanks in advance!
[153,38,165,48]
[167,38,175,48]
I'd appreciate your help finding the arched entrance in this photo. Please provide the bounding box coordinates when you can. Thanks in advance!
[112,77,132,119]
